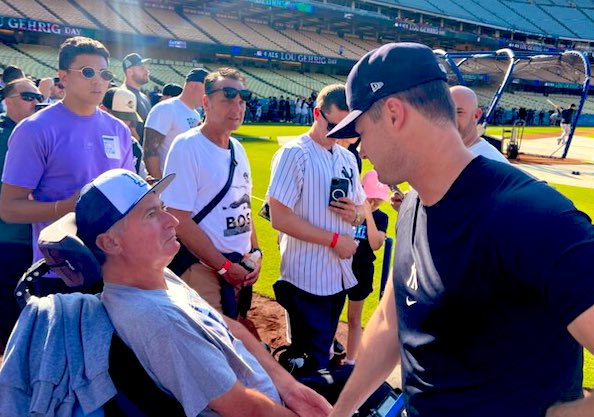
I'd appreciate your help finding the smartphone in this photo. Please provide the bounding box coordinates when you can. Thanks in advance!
[329,177,349,205]
[258,202,271,221]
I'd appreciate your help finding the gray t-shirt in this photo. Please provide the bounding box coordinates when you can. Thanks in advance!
[101,272,281,416]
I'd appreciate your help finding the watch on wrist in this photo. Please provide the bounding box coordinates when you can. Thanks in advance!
[250,248,263,257]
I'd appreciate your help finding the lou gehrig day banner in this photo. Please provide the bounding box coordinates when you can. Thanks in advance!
[0,16,93,37]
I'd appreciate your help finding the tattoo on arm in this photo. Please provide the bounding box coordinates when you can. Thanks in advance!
[143,128,166,158]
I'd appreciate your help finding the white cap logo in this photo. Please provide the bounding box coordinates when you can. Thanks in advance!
[370,82,384,93]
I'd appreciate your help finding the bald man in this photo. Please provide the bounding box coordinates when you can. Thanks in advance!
[450,85,508,163]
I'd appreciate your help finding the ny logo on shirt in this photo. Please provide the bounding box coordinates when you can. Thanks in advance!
[406,263,418,291]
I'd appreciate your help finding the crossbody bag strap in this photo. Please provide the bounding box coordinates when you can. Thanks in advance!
[192,141,237,224]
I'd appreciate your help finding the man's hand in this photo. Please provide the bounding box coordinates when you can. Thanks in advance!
[224,263,250,287]
[329,197,357,224]
[282,381,332,417]
[333,235,358,259]
[242,254,262,287]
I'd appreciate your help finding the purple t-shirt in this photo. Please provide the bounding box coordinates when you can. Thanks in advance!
[2,102,133,262]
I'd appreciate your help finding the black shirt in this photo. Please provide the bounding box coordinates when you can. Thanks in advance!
[0,114,32,245]
[352,208,389,276]
[561,108,575,124]
[394,156,594,417]
[125,84,152,143]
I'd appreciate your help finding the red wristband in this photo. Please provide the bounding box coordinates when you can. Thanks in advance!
[330,232,339,248]
[217,259,232,275]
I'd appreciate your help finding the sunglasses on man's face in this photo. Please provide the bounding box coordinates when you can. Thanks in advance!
[207,87,252,101]
[68,67,114,81]
[320,110,337,131]
[8,92,44,103]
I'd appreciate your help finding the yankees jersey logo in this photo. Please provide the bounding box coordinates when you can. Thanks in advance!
[406,263,418,291]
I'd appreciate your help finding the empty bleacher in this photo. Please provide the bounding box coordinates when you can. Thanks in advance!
[75,0,136,34]
[539,4,594,39]
[111,3,171,37]
[39,0,97,28]
[10,0,594,56]
[0,43,56,79]
[0,0,22,17]
[244,22,311,55]
[395,0,441,14]
[3,0,59,23]
[426,0,477,22]
[473,87,594,115]
[184,15,247,47]
[450,0,509,28]
[316,33,362,60]
[145,8,215,44]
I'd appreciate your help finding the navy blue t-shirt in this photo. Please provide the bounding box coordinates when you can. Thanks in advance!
[394,156,594,417]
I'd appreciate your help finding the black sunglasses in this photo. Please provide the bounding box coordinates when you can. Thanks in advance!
[68,67,114,81]
[320,110,337,131]
[207,87,252,101]
[8,92,44,103]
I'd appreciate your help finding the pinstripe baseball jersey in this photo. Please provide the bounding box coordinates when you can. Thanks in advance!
[267,135,366,296]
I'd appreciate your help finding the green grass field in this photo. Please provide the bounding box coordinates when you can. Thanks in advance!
[237,124,594,387]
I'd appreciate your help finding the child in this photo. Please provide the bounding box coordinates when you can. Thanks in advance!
[345,170,389,364]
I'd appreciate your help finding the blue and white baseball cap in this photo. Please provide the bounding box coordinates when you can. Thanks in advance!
[73,169,175,254]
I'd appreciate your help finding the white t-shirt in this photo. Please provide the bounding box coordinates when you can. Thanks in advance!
[162,129,253,255]
[470,138,509,164]
[267,135,366,296]
[145,97,201,172]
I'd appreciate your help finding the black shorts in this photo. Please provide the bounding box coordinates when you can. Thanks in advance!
[347,266,373,301]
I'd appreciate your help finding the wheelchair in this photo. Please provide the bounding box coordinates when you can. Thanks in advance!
[9,213,185,417]
[6,213,404,417]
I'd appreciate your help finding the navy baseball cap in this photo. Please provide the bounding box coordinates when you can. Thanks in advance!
[66,169,175,256]
[186,68,209,83]
[327,42,448,139]
[123,53,151,71]
[162,83,183,97]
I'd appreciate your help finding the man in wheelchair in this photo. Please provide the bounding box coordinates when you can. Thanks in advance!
[2,169,332,417]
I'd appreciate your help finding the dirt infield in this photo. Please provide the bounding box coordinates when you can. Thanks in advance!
[510,154,586,165]
[250,293,348,352]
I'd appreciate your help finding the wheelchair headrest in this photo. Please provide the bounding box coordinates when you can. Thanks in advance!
[38,212,102,287]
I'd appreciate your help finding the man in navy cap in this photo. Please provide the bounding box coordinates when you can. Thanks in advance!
[160,83,183,101]
[327,43,594,417]
[143,68,207,179]
[123,52,152,142]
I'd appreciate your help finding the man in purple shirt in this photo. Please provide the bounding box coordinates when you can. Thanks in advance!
[0,36,132,295]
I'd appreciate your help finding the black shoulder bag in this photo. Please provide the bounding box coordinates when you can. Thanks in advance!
[168,142,237,276]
